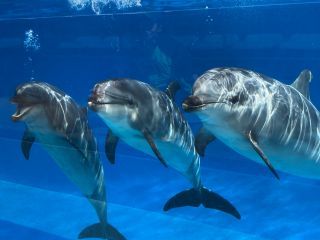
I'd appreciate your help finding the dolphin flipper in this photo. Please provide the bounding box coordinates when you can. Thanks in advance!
[163,187,241,219]
[21,128,35,160]
[142,129,168,167]
[195,127,216,157]
[247,131,280,180]
[105,130,119,164]
[165,81,180,100]
[78,223,126,240]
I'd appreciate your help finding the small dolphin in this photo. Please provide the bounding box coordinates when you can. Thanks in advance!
[11,82,125,240]
[183,67,320,179]
[88,79,240,219]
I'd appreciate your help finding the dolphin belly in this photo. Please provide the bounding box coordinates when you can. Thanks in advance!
[262,142,320,179]
[205,122,320,179]
[204,122,261,162]
[158,142,195,173]
[101,116,155,156]
[111,123,195,174]
[102,113,197,180]
[33,131,98,196]
[102,116,175,168]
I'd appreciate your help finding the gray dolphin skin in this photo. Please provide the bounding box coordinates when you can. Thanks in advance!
[11,82,125,240]
[88,78,240,219]
[183,67,320,180]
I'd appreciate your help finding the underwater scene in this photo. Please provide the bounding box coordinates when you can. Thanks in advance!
[1,0,320,239]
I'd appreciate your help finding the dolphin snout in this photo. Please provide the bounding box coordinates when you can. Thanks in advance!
[88,89,104,104]
[87,92,101,110]
[182,96,203,112]
[10,95,22,104]
[88,95,96,104]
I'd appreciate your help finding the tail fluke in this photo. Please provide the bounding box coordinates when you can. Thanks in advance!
[78,223,126,240]
[163,187,241,219]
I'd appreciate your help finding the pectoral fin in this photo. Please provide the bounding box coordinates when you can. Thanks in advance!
[105,130,119,164]
[21,128,35,160]
[247,131,280,180]
[142,129,168,167]
[195,127,216,157]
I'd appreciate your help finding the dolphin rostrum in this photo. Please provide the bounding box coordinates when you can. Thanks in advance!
[88,78,240,219]
[11,82,125,240]
[183,67,320,180]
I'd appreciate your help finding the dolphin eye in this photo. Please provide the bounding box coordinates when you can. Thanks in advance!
[230,95,239,104]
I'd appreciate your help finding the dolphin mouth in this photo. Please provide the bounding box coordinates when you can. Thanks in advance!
[87,100,126,112]
[182,102,208,112]
[183,96,225,112]
[88,100,106,106]
[11,96,34,121]
[11,105,33,122]
[88,91,133,108]
[88,100,127,107]
[183,102,226,112]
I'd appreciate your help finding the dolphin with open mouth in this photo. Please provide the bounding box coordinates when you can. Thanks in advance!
[183,67,320,180]
[88,78,240,219]
[11,82,126,240]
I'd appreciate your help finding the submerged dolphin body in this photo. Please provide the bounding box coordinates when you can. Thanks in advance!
[88,79,240,219]
[183,67,320,179]
[11,82,125,240]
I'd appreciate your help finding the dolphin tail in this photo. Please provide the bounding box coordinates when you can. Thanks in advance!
[163,187,241,219]
[78,222,126,240]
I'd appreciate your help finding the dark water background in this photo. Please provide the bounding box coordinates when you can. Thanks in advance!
[0,1,320,239]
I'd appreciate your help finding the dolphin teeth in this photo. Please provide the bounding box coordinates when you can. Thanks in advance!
[11,106,32,121]
[182,103,189,109]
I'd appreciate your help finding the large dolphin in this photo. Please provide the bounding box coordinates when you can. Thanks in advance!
[11,82,125,240]
[183,67,320,179]
[87,78,240,219]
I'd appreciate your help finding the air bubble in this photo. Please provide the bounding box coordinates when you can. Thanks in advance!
[68,0,142,14]
[24,29,40,52]
[68,0,91,10]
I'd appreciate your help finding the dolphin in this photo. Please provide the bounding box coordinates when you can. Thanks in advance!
[183,67,320,180]
[87,78,240,219]
[11,82,125,240]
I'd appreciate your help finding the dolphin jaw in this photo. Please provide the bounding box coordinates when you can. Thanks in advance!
[87,98,131,108]
[11,106,33,122]
[87,100,114,113]
[88,100,107,106]
[88,101,94,107]
[183,95,228,112]
[87,100,99,112]
[182,102,208,112]
[88,100,105,112]
[11,95,36,121]
[183,95,206,112]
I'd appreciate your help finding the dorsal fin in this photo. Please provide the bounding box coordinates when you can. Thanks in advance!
[291,70,312,100]
[165,81,180,100]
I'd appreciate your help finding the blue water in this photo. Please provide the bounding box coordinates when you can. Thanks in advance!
[1,1,320,239]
